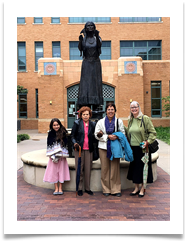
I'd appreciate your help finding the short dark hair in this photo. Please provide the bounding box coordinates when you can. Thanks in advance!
[78,106,92,118]
[105,102,116,112]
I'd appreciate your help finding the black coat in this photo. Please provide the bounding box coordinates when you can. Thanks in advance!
[71,118,96,152]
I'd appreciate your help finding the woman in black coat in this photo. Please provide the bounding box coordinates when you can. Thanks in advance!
[71,106,96,196]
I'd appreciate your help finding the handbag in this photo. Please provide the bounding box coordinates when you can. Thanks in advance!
[140,115,159,153]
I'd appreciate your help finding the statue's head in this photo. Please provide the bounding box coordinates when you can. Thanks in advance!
[85,21,96,33]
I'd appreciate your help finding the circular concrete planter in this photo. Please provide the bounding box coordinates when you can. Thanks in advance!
[21,149,159,191]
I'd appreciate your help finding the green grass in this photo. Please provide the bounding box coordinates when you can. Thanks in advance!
[155,126,170,145]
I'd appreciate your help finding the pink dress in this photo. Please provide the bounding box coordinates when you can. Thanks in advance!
[43,157,70,184]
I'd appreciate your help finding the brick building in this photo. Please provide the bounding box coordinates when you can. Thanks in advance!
[17,17,170,133]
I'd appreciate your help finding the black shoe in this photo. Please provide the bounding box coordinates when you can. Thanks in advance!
[85,189,93,195]
[103,193,110,197]
[78,190,83,196]
[130,190,140,196]
[112,193,121,197]
[138,192,145,198]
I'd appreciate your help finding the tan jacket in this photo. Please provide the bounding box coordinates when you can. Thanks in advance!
[125,115,157,152]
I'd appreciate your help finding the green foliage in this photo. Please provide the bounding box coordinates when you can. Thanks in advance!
[17,85,28,95]
[17,85,28,102]
[17,134,30,142]
[162,96,170,117]
[155,126,170,145]
[17,135,21,143]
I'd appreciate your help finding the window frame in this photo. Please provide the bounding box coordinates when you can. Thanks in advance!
[69,17,111,23]
[69,41,82,60]
[17,42,26,72]
[52,41,61,58]
[34,17,43,24]
[18,92,27,118]
[120,40,162,60]
[100,41,111,60]
[119,17,161,23]
[35,41,43,71]
[51,17,60,24]
[36,89,38,118]
[17,17,25,24]
[151,81,162,117]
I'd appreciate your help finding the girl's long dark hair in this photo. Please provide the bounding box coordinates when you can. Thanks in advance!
[49,118,67,146]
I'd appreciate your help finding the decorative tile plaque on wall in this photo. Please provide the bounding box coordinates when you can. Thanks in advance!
[44,62,57,75]
[124,61,137,74]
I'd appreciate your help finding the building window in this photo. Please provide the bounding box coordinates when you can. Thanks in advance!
[17,42,26,71]
[34,17,43,23]
[51,17,60,23]
[69,17,111,23]
[17,17,25,24]
[19,93,27,118]
[69,41,82,60]
[69,41,111,60]
[119,17,161,22]
[100,41,111,60]
[120,40,161,60]
[36,89,38,118]
[35,42,43,71]
[52,41,61,57]
[151,81,162,117]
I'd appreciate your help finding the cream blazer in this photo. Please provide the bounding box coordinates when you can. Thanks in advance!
[94,116,125,150]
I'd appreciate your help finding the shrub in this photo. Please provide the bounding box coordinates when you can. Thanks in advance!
[17,135,21,143]
[17,134,30,142]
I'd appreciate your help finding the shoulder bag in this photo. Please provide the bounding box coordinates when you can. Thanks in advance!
[140,115,159,153]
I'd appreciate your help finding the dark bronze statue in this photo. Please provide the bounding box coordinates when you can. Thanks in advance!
[77,22,103,107]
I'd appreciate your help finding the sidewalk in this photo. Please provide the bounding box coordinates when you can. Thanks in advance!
[17,129,170,221]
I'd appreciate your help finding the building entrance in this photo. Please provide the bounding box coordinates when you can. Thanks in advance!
[67,84,115,128]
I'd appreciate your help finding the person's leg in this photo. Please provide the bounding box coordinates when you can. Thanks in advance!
[139,183,145,195]
[99,149,111,194]
[54,183,58,193]
[84,150,93,192]
[110,158,121,194]
[131,184,139,194]
[59,182,63,192]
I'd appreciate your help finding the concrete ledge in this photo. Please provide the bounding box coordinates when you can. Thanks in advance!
[21,149,159,191]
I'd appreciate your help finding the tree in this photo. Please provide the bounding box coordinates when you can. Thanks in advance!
[162,96,170,117]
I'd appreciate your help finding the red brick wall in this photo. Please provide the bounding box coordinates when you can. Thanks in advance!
[17,17,170,132]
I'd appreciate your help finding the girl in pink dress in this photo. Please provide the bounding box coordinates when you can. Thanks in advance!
[43,118,70,195]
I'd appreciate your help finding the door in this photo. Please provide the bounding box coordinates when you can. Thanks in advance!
[67,84,115,128]
[67,84,79,128]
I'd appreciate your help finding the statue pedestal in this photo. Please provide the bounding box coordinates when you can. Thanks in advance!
[21,149,158,192]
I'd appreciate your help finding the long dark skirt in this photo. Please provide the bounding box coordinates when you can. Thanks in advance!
[127,146,153,184]
[77,58,103,105]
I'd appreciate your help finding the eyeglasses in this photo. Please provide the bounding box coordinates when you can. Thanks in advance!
[107,108,115,111]
[130,106,139,109]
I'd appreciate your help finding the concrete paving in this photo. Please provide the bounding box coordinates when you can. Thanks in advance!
[17,129,170,175]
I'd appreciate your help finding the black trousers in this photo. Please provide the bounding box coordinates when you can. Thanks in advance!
[127,146,153,184]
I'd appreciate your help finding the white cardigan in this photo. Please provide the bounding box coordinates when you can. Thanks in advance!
[94,116,125,150]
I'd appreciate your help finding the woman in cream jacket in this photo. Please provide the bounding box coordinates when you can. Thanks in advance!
[94,102,125,197]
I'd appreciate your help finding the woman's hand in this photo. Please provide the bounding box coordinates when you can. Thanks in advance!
[142,141,148,149]
[97,131,103,138]
[108,135,118,141]
[74,143,80,151]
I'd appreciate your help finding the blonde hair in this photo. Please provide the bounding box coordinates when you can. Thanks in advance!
[128,101,143,119]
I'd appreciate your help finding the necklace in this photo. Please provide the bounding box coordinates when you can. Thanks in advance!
[87,37,95,44]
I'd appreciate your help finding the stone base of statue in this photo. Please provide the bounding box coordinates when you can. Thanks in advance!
[21,149,158,191]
